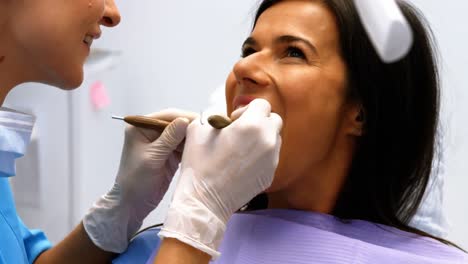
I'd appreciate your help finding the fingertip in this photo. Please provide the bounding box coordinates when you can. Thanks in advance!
[176,117,191,126]
[244,98,271,117]
[269,113,283,132]
[144,109,199,122]
[230,105,248,121]
[252,98,271,110]
[171,118,191,140]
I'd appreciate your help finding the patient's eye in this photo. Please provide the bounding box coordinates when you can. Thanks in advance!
[241,46,256,58]
[285,46,306,60]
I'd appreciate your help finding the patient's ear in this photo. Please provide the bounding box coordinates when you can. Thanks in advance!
[345,103,365,137]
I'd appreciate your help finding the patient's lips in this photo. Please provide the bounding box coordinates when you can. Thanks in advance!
[233,95,257,110]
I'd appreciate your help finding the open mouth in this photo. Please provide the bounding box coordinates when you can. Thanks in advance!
[233,95,257,111]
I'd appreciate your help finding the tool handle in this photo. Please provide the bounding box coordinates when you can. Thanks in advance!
[124,115,170,132]
[122,115,232,131]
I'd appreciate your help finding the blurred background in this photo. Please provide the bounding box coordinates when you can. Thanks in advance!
[4,0,468,249]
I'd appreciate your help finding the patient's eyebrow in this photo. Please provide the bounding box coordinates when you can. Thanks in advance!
[275,35,319,56]
[242,37,258,49]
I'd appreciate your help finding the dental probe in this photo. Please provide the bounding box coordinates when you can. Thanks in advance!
[112,115,170,132]
[112,114,232,131]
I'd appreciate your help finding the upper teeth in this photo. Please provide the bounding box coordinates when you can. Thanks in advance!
[84,35,93,46]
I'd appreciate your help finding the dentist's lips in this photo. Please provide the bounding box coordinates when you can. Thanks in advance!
[83,32,101,51]
[83,35,94,47]
[232,95,257,110]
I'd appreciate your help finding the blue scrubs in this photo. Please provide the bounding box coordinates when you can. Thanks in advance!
[0,108,52,264]
[0,178,52,263]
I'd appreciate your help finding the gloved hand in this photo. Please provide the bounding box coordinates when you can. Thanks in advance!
[159,99,283,258]
[83,109,198,253]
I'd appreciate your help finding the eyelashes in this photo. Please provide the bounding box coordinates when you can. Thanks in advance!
[241,46,256,58]
[285,46,306,59]
[241,45,308,61]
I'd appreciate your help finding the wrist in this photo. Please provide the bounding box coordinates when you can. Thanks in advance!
[83,184,143,253]
[160,197,226,259]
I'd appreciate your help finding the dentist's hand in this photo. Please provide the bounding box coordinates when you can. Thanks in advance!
[159,99,283,259]
[84,109,198,253]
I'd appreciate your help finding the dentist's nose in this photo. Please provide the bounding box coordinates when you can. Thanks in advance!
[100,0,121,27]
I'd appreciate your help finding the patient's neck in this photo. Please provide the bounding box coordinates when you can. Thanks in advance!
[267,138,355,214]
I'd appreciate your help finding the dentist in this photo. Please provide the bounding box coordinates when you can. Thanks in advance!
[0,0,283,263]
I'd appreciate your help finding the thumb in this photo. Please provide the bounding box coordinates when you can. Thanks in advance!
[151,117,190,153]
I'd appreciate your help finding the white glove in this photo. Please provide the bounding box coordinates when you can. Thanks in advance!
[83,109,198,253]
[159,99,283,258]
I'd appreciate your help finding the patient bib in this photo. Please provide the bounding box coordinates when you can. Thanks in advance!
[213,209,467,264]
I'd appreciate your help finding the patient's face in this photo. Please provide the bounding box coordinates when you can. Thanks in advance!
[226,0,355,194]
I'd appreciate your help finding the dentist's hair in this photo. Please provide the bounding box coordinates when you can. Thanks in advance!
[252,0,458,248]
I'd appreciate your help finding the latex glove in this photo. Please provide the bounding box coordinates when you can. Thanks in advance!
[159,99,283,258]
[84,109,198,253]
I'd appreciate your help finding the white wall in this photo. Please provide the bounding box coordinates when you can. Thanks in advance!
[5,0,468,249]
[409,0,468,248]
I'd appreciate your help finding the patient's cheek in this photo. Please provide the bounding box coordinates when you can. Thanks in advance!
[225,73,237,111]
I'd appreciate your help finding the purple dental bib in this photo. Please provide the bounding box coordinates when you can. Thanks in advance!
[211,209,467,264]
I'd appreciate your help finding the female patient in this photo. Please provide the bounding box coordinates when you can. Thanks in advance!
[119,0,467,263]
